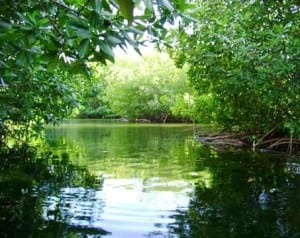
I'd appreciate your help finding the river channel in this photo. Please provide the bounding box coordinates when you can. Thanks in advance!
[1,119,300,237]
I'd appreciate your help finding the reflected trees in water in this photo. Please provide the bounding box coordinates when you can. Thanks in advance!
[0,151,105,238]
[169,149,300,238]
[2,122,300,238]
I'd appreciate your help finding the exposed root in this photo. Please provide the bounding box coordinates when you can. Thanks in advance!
[195,133,245,148]
[194,129,300,154]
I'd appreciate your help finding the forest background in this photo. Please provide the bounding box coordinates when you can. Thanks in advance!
[0,0,299,153]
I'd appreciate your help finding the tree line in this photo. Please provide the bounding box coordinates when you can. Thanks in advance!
[0,0,299,152]
[76,52,195,122]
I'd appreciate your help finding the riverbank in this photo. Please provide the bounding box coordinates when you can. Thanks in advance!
[75,114,193,123]
[195,129,300,155]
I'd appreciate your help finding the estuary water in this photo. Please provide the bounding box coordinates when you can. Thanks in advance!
[1,119,300,238]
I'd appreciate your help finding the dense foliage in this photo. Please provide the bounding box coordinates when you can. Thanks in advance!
[170,0,300,136]
[1,0,299,152]
[78,52,195,122]
[73,67,115,119]
[0,0,186,147]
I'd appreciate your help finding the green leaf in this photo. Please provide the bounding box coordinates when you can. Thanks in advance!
[129,26,144,35]
[93,52,107,64]
[4,71,18,78]
[121,30,136,47]
[19,25,34,31]
[76,28,93,39]
[160,0,174,12]
[38,18,50,27]
[143,0,153,11]
[95,0,103,14]
[70,62,90,76]
[78,39,90,59]
[133,46,142,56]
[26,12,37,26]
[181,13,198,23]
[116,0,134,24]
[99,41,114,59]
[16,52,28,66]
[0,20,12,30]
[47,56,60,71]
[243,11,252,21]
[68,14,89,29]
[0,60,9,68]
[107,35,122,45]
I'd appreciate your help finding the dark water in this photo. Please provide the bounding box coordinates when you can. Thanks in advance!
[1,119,300,238]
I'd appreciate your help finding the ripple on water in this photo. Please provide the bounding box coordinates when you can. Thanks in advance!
[42,177,191,237]
[97,178,191,237]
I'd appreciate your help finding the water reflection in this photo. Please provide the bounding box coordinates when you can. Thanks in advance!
[0,152,105,238]
[43,120,202,237]
[2,120,300,237]
[169,152,300,238]
[42,187,105,229]
[43,121,300,237]
[40,175,193,237]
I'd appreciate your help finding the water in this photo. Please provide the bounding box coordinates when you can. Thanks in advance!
[1,119,300,237]
[42,120,199,237]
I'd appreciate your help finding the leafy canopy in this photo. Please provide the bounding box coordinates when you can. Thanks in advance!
[170,0,300,134]
[82,52,193,122]
[0,0,188,145]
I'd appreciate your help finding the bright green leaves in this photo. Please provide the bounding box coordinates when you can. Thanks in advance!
[68,14,89,30]
[47,56,60,72]
[68,14,92,41]
[100,52,191,121]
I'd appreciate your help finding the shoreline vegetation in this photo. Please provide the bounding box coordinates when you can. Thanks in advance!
[75,115,193,123]
[2,118,300,156]
[1,1,299,156]
[68,118,300,155]
[194,126,300,155]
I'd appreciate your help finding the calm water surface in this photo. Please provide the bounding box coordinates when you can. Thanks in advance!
[43,120,201,238]
[1,119,300,238]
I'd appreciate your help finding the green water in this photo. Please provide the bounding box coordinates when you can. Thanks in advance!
[1,119,300,237]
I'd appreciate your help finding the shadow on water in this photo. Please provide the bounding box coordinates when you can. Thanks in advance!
[168,148,300,238]
[0,150,108,238]
[1,121,300,238]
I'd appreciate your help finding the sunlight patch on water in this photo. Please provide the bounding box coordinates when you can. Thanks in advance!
[41,177,192,237]
[98,178,191,237]
[41,120,209,236]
